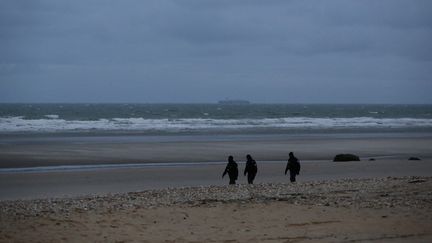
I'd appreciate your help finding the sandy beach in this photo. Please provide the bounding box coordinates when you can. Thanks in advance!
[1,177,432,242]
[1,132,432,242]
[2,0,432,240]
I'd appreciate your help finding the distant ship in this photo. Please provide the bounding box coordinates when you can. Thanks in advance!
[218,99,251,105]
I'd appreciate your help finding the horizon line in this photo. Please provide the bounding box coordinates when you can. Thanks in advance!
[0,102,432,105]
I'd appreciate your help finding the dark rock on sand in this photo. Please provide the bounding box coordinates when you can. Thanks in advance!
[333,154,360,162]
[408,157,421,161]
[369,158,376,161]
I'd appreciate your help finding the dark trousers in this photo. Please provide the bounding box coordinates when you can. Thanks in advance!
[247,173,256,184]
[290,171,296,182]
[229,178,236,185]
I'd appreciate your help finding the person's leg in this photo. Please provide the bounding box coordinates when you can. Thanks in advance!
[290,171,296,182]
[229,178,235,185]
[247,174,253,184]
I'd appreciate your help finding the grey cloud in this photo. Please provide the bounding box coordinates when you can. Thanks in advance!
[0,0,431,103]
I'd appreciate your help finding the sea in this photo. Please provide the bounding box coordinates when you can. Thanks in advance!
[0,103,432,134]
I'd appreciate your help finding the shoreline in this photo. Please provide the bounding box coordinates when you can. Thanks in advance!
[0,155,420,174]
[1,159,431,201]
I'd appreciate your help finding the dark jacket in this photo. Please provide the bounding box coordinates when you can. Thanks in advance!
[223,161,239,180]
[285,156,300,175]
[244,159,258,176]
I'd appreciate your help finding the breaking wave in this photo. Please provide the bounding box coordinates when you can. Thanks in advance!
[1,116,432,133]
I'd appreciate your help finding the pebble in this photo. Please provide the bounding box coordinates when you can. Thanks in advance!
[1,176,431,218]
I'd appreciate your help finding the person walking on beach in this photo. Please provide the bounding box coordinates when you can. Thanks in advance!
[285,152,301,182]
[222,155,239,185]
[244,154,258,184]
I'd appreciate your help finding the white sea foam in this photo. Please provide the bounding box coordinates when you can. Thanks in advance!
[44,114,59,119]
[0,116,432,132]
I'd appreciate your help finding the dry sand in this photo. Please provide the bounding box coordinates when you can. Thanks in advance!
[1,177,431,242]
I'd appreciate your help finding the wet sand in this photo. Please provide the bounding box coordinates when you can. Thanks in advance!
[1,159,432,200]
[0,132,431,200]
[1,133,431,168]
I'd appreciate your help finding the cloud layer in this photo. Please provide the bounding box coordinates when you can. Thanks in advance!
[1,0,431,103]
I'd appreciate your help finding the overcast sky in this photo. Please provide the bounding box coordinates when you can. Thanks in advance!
[1,0,431,103]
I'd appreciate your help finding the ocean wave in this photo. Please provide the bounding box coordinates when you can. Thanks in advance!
[44,114,59,119]
[1,116,432,133]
